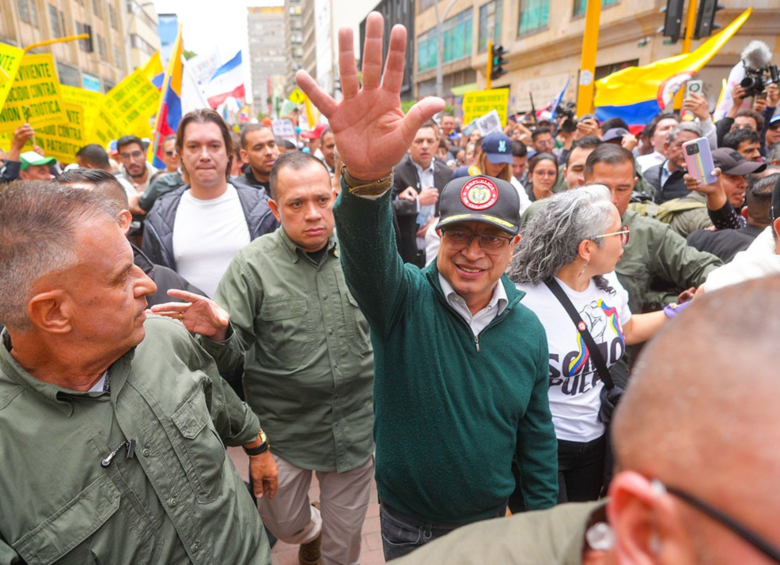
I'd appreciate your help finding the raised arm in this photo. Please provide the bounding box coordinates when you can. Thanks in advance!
[295,14,445,333]
[295,13,444,182]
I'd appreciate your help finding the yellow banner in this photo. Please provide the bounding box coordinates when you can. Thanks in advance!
[103,69,160,128]
[0,43,24,108]
[60,84,103,142]
[0,53,67,134]
[90,69,160,145]
[462,89,510,127]
[31,102,85,162]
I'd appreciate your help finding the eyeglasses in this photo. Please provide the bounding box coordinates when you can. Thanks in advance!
[165,150,175,157]
[441,229,514,252]
[594,225,630,245]
[120,151,144,160]
[655,480,780,563]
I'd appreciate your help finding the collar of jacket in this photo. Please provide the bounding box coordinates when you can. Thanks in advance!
[277,227,338,264]
[0,330,135,416]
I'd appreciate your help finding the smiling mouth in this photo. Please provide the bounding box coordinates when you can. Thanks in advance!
[456,265,485,274]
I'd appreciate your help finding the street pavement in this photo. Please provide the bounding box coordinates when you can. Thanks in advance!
[228,447,386,564]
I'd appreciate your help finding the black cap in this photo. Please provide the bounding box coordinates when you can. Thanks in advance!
[712,148,767,176]
[602,127,630,143]
[435,175,521,235]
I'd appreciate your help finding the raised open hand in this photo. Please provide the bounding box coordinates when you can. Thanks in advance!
[295,12,444,181]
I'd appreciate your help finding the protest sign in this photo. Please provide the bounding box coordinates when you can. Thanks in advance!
[0,43,24,106]
[60,85,103,142]
[32,103,85,162]
[462,88,510,128]
[102,69,160,129]
[0,53,67,134]
[272,118,297,144]
[476,110,503,136]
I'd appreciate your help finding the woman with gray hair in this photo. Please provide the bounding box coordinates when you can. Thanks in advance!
[509,185,675,503]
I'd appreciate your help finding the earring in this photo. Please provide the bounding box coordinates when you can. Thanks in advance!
[578,261,589,277]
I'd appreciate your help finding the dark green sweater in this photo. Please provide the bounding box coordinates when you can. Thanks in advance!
[333,187,558,525]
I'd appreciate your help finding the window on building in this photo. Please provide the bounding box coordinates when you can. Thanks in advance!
[114,45,122,66]
[108,4,118,28]
[97,35,107,60]
[517,0,549,35]
[17,0,30,23]
[478,0,502,54]
[60,10,67,35]
[49,4,62,37]
[29,0,39,25]
[93,0,102,18]
[56,62,81,87]
[417,9,473,73]
[573,0,619,16]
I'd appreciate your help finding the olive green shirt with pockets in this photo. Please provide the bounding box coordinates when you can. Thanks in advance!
[208,228,374,473]
[0,317,269,565]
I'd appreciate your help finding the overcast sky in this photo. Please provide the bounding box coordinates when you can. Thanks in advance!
[152,0,283,101]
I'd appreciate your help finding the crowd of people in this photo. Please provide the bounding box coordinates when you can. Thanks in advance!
[1,12,779,565]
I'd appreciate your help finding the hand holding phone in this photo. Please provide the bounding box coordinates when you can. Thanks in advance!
[682,137,718,185]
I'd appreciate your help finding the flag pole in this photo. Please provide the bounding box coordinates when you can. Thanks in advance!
[150,23,182,165]
[576,0,602,117]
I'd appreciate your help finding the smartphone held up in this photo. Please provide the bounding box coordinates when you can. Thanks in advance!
[682,137,718,186]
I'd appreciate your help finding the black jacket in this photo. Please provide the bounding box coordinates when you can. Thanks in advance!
[644,160,690,204]
[235,169,270,192]
[391,155,453,265]
[687,224,764,263]
[142,180,278,271]
[132,244,206,306]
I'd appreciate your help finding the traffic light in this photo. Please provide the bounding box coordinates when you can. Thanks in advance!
[84,24,94,53]
[490,44,508,81]
[659,0,684,43]
[694,0,723,39]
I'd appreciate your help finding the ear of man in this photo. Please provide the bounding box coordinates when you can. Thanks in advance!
[608,471,697,565]
[27,290,72,334]
[268,199,282,224]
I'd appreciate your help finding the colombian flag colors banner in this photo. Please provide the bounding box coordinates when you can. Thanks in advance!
[151,24,183,169]
[594,8,752,130]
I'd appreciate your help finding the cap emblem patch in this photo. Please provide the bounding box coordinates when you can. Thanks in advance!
[461,177,499,211]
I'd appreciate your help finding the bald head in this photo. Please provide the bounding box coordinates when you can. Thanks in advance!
[615,278,780,489]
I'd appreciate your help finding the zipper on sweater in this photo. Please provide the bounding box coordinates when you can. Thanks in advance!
[475,334,480,353]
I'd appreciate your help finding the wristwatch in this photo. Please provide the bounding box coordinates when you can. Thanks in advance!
[341,165,394,197]
[242,429,269,456]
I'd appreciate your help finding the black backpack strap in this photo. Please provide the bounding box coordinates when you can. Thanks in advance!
[543,279,615,390]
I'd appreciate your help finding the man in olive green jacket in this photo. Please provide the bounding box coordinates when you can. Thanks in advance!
[0,182,273,564]
[582,144,722,314]
[208,152,375,565]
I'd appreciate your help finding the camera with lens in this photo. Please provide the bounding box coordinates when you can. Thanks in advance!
[555,102,577,133]
[740,64,780,98]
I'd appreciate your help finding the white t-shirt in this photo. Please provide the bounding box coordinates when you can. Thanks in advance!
[172,185,251,297]
[516,272,631,442]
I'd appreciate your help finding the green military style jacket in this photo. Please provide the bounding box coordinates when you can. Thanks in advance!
[393,501,605,565]
[0,317,270,565]
[618,209,721,313]
[628,191,711,239]
[206,228,374,473]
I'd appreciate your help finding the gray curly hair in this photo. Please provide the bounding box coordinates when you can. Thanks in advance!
[508,185,615,289]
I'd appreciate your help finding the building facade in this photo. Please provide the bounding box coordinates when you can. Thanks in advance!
[284,0,304,94]
[359,0,415,101]
[413,0,780,114]
[247,6,288,115]
[0,0,159,93]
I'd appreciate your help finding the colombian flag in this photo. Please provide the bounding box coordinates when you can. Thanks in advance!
[594,8,751,133]
[150,25,183,169]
